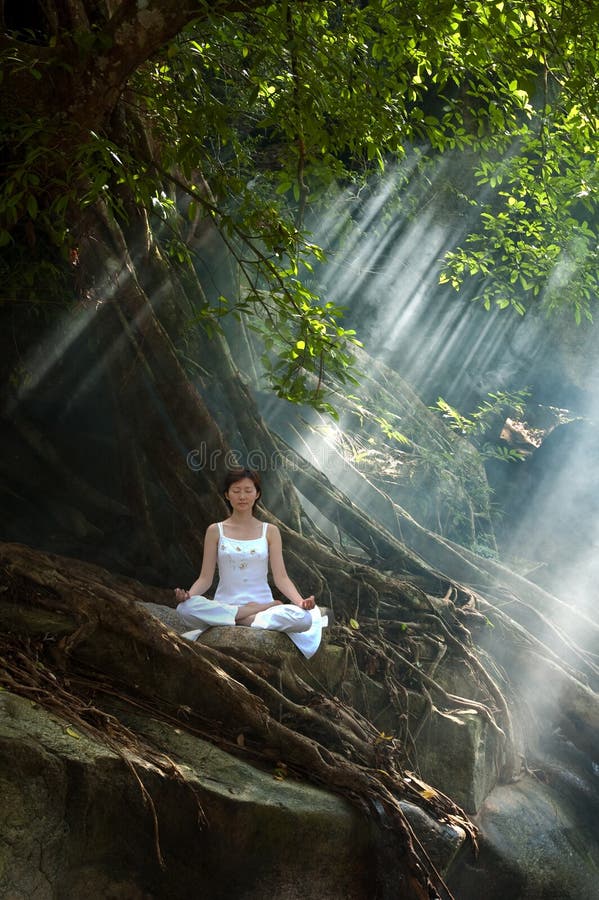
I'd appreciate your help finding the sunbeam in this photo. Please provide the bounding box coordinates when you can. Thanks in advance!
[263,150,599,617]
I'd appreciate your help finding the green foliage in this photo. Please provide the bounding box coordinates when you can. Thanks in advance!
[436,2,599,319]
[245,286,362,414]
[410,440,496,543]
[299,374,494,547]
[440,124,598,319]
[434,390,529,434]
[482,443,526,463]
[432,390,531,462]
[469,541,499,561]
[2,0,598,388]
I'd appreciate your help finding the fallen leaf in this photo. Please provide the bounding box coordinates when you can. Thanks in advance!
[419,788,438,799]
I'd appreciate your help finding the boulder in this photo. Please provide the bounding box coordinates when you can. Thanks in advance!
[0,688,466,899]
[447,735,599,899]
[416,707,500,814]
[142,603,500,814]
[0,691,375,900]
[0,597,467,899]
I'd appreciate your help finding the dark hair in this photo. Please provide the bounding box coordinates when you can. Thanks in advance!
[223,468,262,510]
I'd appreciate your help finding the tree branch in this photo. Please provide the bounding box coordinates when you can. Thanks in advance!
[1,0,269,134]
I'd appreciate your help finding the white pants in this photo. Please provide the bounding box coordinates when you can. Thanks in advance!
[176,596,325,659]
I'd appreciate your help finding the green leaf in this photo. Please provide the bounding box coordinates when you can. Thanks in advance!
[26,194,38,219]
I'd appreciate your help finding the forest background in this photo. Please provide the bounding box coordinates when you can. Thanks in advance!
[1,1,599,897]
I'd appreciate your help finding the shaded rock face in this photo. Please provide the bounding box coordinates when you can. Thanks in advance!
[0,692,375,900]
[194,617,501,815]
[2,592,597,900]
[416,708,499,814]
[0,595,466,900]
[447,735,599,900]
[190,619,599,900]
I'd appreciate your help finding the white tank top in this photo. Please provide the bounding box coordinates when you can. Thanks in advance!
[213,521,274,607]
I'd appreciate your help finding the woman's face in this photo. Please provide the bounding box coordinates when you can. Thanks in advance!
[225,477,259,510]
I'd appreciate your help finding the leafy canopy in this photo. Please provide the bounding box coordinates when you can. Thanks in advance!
[1,0,598,404]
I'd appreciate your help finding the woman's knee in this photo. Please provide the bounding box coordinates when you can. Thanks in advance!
[252,605,312,633]
[298,610,312,630]
[176,595,208,625]
[286,608,312,632]
[176,598,190,616]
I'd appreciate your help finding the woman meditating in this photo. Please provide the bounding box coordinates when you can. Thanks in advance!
[175,468,324,658]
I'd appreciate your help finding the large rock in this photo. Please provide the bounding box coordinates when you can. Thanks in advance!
[416,707,499,814]
[181,611,500,814]
[0,691,375,900]
[447,732,599,899]
[1,596,467,899]
[0,687,467,899]
[142,602,500,813]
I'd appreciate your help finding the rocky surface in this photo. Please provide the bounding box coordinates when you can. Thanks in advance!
[1,579,598,899]
[0,691,376,900]
[150,604,599,899]
[447,734,599,899]
[0,589,466,899]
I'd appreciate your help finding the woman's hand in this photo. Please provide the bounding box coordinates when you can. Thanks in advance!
[295,595,316,611]
[174,588,190,603]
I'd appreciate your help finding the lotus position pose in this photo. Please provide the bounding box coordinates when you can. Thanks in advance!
[175,468,325,659]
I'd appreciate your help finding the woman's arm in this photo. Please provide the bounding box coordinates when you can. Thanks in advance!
[267,524,315,610]
[174,523,219,601]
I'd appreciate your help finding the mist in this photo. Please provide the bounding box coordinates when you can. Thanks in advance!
[258,156,599,621]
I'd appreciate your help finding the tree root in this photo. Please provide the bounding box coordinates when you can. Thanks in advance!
[1,541,477,899]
